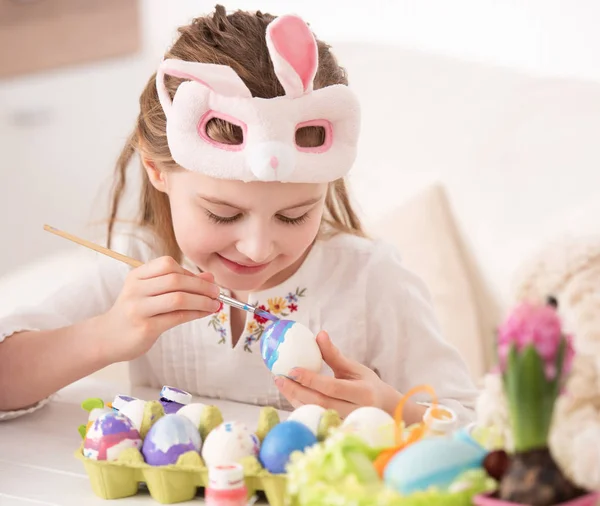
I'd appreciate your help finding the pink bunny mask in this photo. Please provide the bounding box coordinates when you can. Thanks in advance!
[155,14,361,183]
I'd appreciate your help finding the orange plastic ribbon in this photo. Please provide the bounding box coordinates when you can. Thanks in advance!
[373,384,438,477]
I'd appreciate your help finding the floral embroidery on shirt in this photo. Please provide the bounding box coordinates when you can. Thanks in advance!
[242,287,307,352]
[244,320,263,352]
[208,312,228,344]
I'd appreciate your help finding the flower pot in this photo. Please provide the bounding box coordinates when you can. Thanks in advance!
[473,491,600,506]
[495,448,586,506]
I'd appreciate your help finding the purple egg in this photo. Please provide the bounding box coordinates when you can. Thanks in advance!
[142,414,202,466]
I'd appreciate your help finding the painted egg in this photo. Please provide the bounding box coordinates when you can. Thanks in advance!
[384,438,487,495]
[83,411,142,461]
[259,320,322,376]
[119,399,147,432]
[142,414,202,466]
[287,404,326,436]
[341,407,395,448]
[202,421,260,468]
[259,420,317,474]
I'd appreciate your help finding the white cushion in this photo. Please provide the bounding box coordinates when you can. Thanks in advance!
[371,182,500,380]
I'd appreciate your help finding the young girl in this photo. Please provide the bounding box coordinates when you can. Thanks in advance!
[0,6,478,425]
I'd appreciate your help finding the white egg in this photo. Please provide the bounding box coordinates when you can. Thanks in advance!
[287,404,326,436]
[177,403,207,428]
[342,406,395,448]
[119,399,147,432]
[260,320,322,376]
[201,421,260,468]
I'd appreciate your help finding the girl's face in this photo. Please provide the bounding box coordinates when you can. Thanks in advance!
[153,169,327,293]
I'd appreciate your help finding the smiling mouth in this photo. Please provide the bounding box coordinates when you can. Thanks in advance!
[218,254,271,274]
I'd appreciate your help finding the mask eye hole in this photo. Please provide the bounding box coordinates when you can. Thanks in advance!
[294,120,333,153]
[296,125,326,148]
[206,118,244,145]
[197,111,246,151]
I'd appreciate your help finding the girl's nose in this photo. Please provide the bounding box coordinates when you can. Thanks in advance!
[236,227,275,265]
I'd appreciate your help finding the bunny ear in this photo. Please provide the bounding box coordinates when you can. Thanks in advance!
[156,59,252,116]
[266,15,318,98]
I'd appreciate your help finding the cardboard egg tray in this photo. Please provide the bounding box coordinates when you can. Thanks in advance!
[75,398,342,505]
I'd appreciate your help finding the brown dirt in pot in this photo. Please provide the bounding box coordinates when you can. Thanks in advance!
[498,448,586,506]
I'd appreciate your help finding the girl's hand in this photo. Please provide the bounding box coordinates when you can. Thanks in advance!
[100,256,221,363]
[275,331,419,420]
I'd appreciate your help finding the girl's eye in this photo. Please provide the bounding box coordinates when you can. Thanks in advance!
[205,210,242,224]
[205,210,309,226]
[277,213,309,226]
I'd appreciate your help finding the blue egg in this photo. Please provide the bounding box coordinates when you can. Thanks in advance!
[384,438,487,495]
[259,420,317,474]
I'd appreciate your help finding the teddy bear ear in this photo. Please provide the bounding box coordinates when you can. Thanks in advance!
[546,295,559,308]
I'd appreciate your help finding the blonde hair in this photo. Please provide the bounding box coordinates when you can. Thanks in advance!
[107,5,366,260]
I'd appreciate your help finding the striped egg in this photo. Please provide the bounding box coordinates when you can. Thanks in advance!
[259,320,322,376]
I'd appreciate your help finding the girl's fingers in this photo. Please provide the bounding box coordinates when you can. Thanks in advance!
[133,256,187,280]
[140,272,220,299]
[141,292,221,318]
[150,310,212,334]
[287,368,371,405]
[316,331,359,376]
[274,376,355,417]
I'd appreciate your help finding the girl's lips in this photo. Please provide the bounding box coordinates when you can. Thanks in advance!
[218,254,271,275]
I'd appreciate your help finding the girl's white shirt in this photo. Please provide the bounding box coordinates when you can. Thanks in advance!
[0,227,479,423]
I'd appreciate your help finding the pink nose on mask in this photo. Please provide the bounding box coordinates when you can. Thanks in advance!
[247,142,293,181]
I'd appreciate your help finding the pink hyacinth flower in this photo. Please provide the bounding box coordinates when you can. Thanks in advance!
[497,303,573,380]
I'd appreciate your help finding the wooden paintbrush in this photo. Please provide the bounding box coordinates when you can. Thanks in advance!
[43,224,278,322]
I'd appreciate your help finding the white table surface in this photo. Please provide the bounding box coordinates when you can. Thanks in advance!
[0,379,286,506]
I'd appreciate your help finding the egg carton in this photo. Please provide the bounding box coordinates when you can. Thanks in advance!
[74,448,287,505]
[75,398,342,505]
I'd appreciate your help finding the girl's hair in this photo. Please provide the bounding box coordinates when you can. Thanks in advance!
[108,5,366,260]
